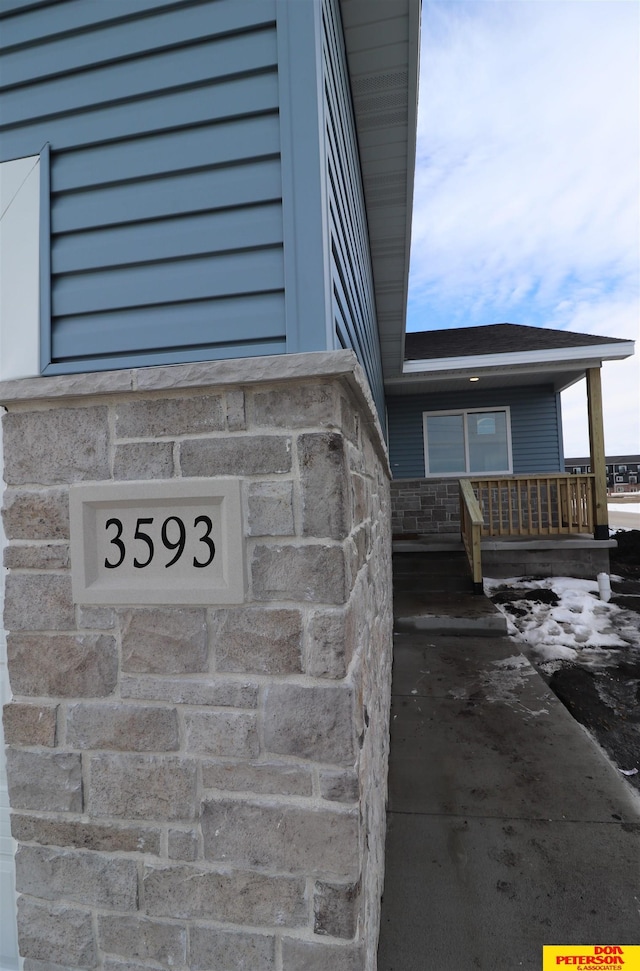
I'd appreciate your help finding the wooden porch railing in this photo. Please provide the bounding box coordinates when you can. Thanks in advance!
[459,479,484,592]
[459,474,597,590]
[470,474,595,537]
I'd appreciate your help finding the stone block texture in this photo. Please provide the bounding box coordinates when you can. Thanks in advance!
[391,477,462,535]
[1,364,393,971]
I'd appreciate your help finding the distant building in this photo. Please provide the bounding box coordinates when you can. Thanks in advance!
[565,455,640,493]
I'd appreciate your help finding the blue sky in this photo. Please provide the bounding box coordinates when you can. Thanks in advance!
[407,0,639,455]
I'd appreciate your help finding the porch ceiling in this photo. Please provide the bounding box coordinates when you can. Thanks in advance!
[384,356,633,396]
[339,0,421,381]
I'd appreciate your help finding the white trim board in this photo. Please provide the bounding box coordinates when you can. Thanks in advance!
[403,342,635,375]
[0,155,41,382]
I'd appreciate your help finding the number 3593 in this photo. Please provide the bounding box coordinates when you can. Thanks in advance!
[104,515,216,570]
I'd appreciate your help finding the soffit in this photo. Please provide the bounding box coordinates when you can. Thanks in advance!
[339,0,420,381]
[385,360,609,396]
[389,334,635,396]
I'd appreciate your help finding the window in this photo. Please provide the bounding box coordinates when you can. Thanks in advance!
[629,476,637,484]
[423,408,512,476]
[617,465,627,473]
[615,476,624,482]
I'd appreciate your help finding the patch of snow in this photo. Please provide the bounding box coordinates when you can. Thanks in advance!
[460,653,552,717]
[484,575,639,669]
[448,686,468,700]
[609,502,640,514]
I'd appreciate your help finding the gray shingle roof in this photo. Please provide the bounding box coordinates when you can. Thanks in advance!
[404,323,629,361]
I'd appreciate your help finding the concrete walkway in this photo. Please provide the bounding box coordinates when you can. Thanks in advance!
[378,553,640,970]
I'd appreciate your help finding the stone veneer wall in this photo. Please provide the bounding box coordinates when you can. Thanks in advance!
[391,478,461,536]
[0,352,393,971]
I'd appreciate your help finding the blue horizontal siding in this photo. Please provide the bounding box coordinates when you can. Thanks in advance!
[52,248,284,317]
[0,31,278,131]
[1,72,279,159]
[388,386,562,479]
[52,294,286,362]
[51,114,280,192]
[45,339,288,376]
[0,0,286,373]
[0,0,61,17]
[0,0,187,43]
[0,0,277,88]
[52,204,284,274]
[322,0,384,421]
[52,160,282,233]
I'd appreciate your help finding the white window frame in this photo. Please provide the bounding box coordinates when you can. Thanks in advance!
[422,406,513,478]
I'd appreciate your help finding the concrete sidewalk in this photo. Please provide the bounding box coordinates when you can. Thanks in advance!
[377,628,640,970]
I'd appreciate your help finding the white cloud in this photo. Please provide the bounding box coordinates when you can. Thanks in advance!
[408,0,639,453]
[560,296,639,456]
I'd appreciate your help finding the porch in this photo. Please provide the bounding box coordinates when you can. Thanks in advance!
[459,472,615,587]
[387,338,632,586]
[391,471,616,587]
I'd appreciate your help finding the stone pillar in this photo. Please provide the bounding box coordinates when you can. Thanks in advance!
[0,351,392,971]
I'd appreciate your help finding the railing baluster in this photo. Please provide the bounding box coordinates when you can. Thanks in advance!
[569,477,576,530]
[585,477,591,529]
[516,480,523,535]
[469,474,596,538]
[546,478,550,534]
[507,479,514,533]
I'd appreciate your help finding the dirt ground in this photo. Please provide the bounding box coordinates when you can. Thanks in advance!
[489,530,640,791]
[610,527,640,582]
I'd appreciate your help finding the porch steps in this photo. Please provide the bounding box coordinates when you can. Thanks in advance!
[393,532,616,580]
[392,547,508,637]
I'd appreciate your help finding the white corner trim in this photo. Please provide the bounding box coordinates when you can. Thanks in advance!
[0,155,41,382]
[403,342,636,375]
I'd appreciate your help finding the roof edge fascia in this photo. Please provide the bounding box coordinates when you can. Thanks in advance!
[397,0,421,374]
[339,0,421,380]
[402,341,635,375]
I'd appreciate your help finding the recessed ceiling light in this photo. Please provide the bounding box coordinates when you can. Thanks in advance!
[469,377,479,382]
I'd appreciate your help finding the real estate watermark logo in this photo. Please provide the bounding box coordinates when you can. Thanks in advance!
[543,946,640,969]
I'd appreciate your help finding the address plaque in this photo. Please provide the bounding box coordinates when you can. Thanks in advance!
[69,479,245,605]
